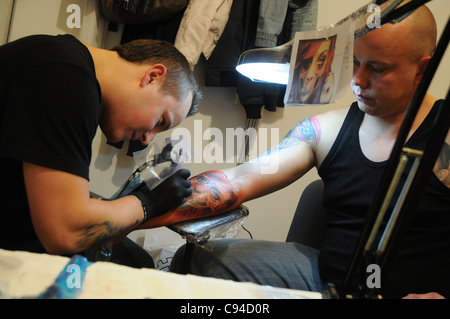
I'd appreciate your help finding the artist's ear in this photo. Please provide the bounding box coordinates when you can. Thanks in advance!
[140,64,167,88]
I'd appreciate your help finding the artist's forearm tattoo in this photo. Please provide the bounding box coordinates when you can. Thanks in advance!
[75,220,139,251]
[172,170,238,220]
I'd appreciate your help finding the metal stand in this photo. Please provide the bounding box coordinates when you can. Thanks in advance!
[237,117,260,164]
[324,7,450,299]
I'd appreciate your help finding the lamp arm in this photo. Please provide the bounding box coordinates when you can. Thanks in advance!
[319,0,432,39]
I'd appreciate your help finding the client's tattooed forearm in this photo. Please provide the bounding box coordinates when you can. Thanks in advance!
[279,116,321,150]
[75,220,139,251]
[173,170,238,220]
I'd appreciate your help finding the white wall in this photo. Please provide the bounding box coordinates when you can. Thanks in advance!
[2,0,450,243]
[0,0,14,44]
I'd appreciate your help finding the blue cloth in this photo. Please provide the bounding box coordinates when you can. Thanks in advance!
[37,255,92,299]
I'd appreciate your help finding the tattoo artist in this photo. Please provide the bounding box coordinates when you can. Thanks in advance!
[0,36,201,268]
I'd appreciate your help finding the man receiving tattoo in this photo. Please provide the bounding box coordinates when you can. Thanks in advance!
[170,4,450,299]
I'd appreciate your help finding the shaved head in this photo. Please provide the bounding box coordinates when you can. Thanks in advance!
[379,1,437,63]
[405,3,437,61]
[352,2,438,118]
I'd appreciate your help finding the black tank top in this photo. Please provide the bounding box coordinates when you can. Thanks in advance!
[318,101,450,298]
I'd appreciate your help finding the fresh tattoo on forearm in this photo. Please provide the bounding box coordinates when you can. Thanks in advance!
[75,220,139,251]
[170,170,238,220]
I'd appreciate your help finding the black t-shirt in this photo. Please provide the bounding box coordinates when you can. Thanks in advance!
[0,34,101,252]
[318,101,450,299]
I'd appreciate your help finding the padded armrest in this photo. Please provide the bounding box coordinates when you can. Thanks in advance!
[91,191,249,247]
[168,205,249,245]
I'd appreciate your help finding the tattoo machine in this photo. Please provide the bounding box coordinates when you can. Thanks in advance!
[110,137,193,200]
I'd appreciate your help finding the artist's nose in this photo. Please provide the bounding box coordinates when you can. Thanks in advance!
[140,131,156,146]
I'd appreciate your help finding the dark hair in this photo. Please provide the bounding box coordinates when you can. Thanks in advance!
[111,39,201,117]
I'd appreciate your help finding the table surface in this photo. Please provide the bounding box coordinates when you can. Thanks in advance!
[0,249,322,299]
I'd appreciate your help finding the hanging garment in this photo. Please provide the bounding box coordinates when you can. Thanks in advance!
[79,0,109,48]
[204,0,260,87]
[100,0,188,24]
[255,0,317,48]
[174,0,234,69]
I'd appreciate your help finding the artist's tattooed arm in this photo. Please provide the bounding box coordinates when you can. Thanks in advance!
[75,219,139,252]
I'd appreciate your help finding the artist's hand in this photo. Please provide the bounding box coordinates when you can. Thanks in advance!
[139,170,240,228]
[403,292,445,299]
[130,169,192,223]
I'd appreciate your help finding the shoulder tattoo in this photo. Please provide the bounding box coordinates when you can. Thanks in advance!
[279,116,321,150]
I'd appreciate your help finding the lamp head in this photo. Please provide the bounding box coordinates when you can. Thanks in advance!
[235,41,293,85]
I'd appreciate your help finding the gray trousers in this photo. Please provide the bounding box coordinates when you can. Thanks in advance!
[180,239,323,293]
